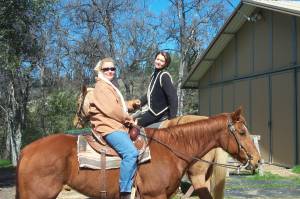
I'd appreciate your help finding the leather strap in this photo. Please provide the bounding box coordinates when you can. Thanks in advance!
[100,149,107,199]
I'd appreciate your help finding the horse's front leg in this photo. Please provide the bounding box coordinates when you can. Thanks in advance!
[188,173,212,199]
[188,160,214,199]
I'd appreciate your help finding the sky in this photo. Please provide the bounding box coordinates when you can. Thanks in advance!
[59,0,242,52]
[149,0,241,15]
[147,0,241,51]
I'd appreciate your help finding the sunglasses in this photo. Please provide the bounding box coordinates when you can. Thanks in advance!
[101,67,116,72]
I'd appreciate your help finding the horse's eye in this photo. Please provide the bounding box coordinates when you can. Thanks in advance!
[239,130,246,135]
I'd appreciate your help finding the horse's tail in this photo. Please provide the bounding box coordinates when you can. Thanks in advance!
[210,148,228,199]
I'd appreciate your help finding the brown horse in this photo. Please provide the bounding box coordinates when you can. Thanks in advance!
[74,86,229,199]
[17,106,261,199]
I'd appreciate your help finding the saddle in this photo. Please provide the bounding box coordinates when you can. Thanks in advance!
[84,125,145,156]
[77,126,148,199]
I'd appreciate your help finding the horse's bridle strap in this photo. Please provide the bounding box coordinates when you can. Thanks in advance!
[227,117,252,165]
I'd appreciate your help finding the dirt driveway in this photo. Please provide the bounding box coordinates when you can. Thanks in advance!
[1,165,300,199]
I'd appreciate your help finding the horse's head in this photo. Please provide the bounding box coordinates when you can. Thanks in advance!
[73,85,93,128]
[220,107,261,171]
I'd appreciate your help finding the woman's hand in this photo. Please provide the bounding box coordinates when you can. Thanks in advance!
[127,99,141,112]
[124,116,139,128]
[124,115,135,128]
[132,99,141,109]
[126,118,140,141]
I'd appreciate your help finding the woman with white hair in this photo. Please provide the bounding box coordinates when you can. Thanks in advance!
[90,57,138,199]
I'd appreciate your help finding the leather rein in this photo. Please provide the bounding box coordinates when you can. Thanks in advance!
[141,116,253,170]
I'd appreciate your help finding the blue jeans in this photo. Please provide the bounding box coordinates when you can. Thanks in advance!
[105,131,138,193]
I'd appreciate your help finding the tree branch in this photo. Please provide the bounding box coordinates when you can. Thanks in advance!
[0,104,8,116]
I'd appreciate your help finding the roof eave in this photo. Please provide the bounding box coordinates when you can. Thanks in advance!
[181,1,244,89]
[182,0,300,89]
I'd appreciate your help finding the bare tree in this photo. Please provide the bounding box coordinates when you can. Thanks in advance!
[163,0,227,115]
[115,8,161,98]
[62,0,161,98]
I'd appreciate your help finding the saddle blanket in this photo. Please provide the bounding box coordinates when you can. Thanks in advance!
[77,133,151,170]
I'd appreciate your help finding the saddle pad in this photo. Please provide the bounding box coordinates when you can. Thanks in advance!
[77,131,151,170]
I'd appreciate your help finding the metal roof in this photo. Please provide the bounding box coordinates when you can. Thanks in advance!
[182,0,300,88]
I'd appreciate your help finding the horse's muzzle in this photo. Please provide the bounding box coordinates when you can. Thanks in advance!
[245,158,261,171]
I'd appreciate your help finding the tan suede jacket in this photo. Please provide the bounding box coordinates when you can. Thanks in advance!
[89,78,132,136]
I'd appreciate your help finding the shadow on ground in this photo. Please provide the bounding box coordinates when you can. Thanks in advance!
[0,167,15,188]
[1,167,300,199]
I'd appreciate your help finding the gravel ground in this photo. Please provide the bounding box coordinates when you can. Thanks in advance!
[224,175,300,199]
[0,167,15,199]
[224,164,300,199]
[1,165,299,199]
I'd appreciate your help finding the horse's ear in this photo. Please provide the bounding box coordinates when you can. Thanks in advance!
[81,85,88,95]
[231,106,242,121]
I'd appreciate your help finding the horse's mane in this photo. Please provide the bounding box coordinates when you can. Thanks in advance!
[145,113,229,153]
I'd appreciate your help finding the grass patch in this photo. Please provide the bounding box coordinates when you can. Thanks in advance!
[245,171,300,185]
[226,182,298,190]
[246,171,286,180]
[292,165,300,174]
[225,171,300,190]
[247,172,300,184]
[0,159,12,168]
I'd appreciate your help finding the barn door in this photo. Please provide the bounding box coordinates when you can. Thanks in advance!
[251,76,270,163]
[271,71,295,167]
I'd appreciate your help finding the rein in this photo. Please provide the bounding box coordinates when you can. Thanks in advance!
[140,117,252,170]
[141,133,242,170]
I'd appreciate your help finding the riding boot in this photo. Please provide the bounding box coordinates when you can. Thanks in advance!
[120,192,131,199]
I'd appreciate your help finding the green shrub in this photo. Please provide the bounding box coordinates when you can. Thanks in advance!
[24,89,78,146]
[0,159,12,168]
[292,165,300,174]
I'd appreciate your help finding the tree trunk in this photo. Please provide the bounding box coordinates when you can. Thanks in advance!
[119,71,131,99]
[106,13,115,57]
[5,81,23,166]
[176,0,188,116]
[177,56,187,115]
[38,65,46,133]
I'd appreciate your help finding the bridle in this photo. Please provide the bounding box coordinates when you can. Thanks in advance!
[75,93,89,127]
[227,117,253,168]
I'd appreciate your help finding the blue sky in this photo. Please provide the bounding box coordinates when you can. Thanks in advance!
[149,0,241,14]
[148,0,171,14]
[147,0,241,51]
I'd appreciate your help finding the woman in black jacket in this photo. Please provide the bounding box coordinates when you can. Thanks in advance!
[137,51,178,127]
